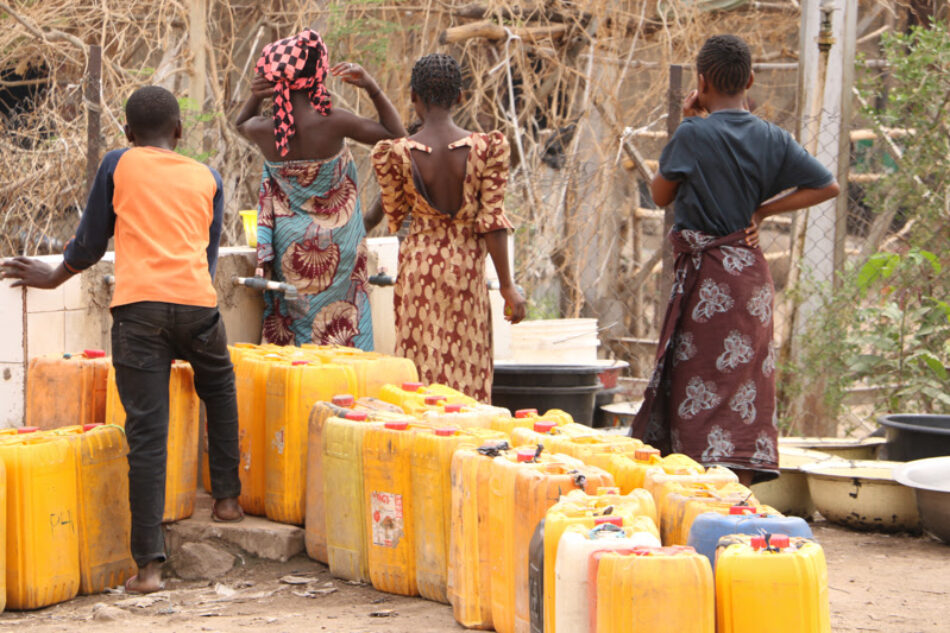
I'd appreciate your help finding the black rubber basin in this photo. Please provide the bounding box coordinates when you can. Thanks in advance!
[492,363,604,388]
[878,414,950,461]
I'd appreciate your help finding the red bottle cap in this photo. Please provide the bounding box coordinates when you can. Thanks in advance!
[84,349,107,359]
[435,428,457,437]
[517,449,537,462]
[425,395,447,405]
[595,516,623,527]
[534,421,557,433]
[292,360,310,366]
[17,426,39,434]
[598,487,621,495]
[83,423,103,432]
[634,448,661,460]
[385,421,409,431]
[402,382,424,391]
[345,411,368,421]
[769,534,790,549]
[444,403,464,413]
[729,505,756,515]
[515,409,538,419]
[750,536,767,550]
[332,394,356,408]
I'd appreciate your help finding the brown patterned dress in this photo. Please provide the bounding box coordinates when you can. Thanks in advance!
[371,131,513,402]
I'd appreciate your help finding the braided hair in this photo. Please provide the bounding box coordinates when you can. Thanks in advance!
[696,35,752,96]
[410,53,462,109]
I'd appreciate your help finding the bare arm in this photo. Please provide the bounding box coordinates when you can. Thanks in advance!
[331,62,407,143]
[651,172,680,207]
[484,229,526,324]
[363,196,385,233]
[745,180,840,247]
[235,76,277,146]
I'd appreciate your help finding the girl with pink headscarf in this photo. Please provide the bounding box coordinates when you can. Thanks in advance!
[236,29,405,347]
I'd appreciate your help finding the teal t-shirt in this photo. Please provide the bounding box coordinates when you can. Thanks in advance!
[659,110,834,236]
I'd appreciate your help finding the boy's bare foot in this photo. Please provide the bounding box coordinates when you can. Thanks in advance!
[125,560,165,594]
[212,496,244,523]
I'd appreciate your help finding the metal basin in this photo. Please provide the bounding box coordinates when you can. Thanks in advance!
[751,447,839,518]
[779,436,886,461]
[895,457,950,544]
[878,414,950,461]
[801,460,920,532]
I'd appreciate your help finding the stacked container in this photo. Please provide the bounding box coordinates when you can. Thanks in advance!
[25,350,111,431]
[234,352,283,515]
[609,450,704,494]
[688,508,812,569]
[716,535,830,633]
[538,488,659,633]
[105,360,200,522]
[330,351,418,399]
[660,483,760,546]
[554,522,662,633]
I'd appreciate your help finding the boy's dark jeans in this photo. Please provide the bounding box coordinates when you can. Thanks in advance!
[111,301,241,567]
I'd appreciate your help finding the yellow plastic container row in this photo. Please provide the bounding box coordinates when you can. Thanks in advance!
[490,449,615,633]
[264,360,356,525]
[0,435,80,610]
[592,547,714,633]
[543,488,659,633]
[105,361,199,523]
[305,397,412,564]
[716,535,830,633]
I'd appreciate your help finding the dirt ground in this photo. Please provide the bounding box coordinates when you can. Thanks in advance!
[1,521,946,633]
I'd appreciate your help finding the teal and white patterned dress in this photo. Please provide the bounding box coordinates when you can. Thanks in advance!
[255,145,373,349]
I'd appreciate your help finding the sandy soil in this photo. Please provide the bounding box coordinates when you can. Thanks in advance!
[1,521,946,633]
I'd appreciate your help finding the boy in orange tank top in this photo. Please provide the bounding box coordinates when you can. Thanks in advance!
[2,86,243,593]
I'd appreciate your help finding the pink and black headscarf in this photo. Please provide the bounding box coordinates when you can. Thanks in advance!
[255,29,332,156]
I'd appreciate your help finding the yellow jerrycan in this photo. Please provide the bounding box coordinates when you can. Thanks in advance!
[323,412,379,583]
[234,352,282,516]
[512,459,615,633]
[265,360,357,524]
[363,420,421,596]
[25,349,111,431]
[542,488,659,633]
[0,454,5,611]
[105,361,200,522]
[659,481,756,545]
[612,450,705,494]
[305,395,357,563]
[411,426,506,604]
[52,424,136,594]
[716,535,830,633]
[447,440,512,630]
[0,435,80,609]
[592,546,714,633]
[645,465,738,512]
[331,351,418,398]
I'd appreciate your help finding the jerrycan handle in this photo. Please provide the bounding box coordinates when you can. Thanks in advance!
[477,440,510,457]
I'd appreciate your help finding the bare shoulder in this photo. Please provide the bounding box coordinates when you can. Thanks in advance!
[238,115,275,146]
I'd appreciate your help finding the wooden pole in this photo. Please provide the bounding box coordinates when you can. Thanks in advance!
[188,0,208,109]
[657,64,683,328]
[84,44,102,195]
[832,0,857,284]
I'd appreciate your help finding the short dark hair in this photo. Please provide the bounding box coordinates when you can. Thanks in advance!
[696,35,752,95]
[125,86,180,137]
[410,54,462,109]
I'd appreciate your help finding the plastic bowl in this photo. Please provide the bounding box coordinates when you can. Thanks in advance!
[895,457,950,544]
[801,459,920,532]
[779,436,886,460]
[751,446,840,518]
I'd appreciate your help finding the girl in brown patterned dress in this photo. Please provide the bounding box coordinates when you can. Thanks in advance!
[372,54,527,402]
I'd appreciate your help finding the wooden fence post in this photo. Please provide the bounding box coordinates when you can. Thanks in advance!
[84,44,102,195]
[657,64,683,326]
